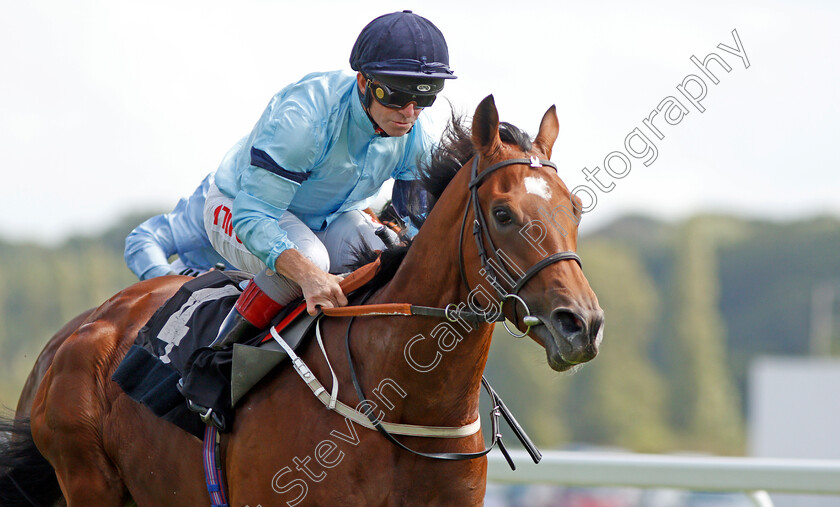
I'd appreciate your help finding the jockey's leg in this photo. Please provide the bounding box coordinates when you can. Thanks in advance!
[212,208,388,349]
[316,209,398,273]
[204,185,330,347]
[209,269,286,349]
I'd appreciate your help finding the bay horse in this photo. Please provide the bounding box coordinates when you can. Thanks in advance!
[0,95,603,506]
[13,309,94,419]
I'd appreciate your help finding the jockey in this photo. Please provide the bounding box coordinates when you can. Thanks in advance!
[124,173,233,280]
[205,10,455,349]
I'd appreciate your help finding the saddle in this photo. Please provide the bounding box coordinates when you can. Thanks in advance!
[112,258,382,437]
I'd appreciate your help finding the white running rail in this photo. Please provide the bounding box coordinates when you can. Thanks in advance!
[487,450,840,507]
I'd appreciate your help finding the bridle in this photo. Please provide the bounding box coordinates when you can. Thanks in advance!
[339,150,584,468]
[324,152,584,331]
[459,153,582,337]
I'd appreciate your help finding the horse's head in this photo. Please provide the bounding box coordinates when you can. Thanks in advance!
[465,95,604,371]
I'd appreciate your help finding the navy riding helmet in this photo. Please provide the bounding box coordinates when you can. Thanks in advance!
[350,11,456,111]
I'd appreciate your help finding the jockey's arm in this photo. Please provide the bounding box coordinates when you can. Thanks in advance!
[228,165,344,316]
[391,178,429,237]
[124,214,178,280]
[390,119,433,237]
[273,249,347,315]
[126,173,225,280]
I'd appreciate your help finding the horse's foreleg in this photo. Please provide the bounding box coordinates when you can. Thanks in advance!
[32,409,130,507]
[53,461,129,507]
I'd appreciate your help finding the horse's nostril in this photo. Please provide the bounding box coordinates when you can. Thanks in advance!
[552,309,584,336]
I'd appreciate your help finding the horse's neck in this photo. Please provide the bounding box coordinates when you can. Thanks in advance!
[361,178,493,426]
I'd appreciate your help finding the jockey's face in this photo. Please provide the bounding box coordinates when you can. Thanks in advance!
[357,73,424,137]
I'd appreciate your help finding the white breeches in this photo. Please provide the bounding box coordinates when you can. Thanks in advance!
[204,183,395,305]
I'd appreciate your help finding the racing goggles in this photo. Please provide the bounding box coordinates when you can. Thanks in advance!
[368,78,441,109]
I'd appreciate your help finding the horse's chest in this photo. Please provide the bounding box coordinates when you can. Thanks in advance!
[386,461,487,506]
[289,456,485,506]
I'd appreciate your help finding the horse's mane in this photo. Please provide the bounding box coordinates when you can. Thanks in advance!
[349,111,532,292]
[414,112,532,214]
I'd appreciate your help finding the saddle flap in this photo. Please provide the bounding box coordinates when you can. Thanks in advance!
[230,308,321,406]
[231,344,287,406]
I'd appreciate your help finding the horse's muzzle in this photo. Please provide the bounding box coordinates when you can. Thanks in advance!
[542,307,604,370]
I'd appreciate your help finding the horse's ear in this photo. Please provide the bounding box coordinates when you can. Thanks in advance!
[533,105,559,159]
[472,95,502,154]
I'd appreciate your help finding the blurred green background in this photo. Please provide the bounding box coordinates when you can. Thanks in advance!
[1,212,838,456]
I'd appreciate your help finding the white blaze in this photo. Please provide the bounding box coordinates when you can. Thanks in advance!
[524,176,552,201]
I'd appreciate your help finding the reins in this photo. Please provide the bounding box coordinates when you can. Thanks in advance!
[321,302,504,323]
[343,288,523,468]
[324,154,583,334]
[202,153,578,501]
[323,153,583,468]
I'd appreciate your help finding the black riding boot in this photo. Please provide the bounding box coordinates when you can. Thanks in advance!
[208,280,284,349]
[209,308,256,349]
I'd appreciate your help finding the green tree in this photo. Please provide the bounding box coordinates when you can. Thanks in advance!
[665,218,743,453]
[564,241,673,452]
[0,226,137,407]
[485,324,572,447]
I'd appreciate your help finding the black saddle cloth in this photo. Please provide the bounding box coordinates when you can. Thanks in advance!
[112,270,299,437]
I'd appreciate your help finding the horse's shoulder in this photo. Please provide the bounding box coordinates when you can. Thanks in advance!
[42,278,184,390]
[58,277,185,358]
[31,277,190,438]
[97,276,188,321]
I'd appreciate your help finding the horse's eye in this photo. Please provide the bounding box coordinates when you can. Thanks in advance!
[493,208,512,225]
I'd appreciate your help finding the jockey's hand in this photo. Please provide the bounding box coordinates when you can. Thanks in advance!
[298,271,347,315]
[274,249,348,315]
